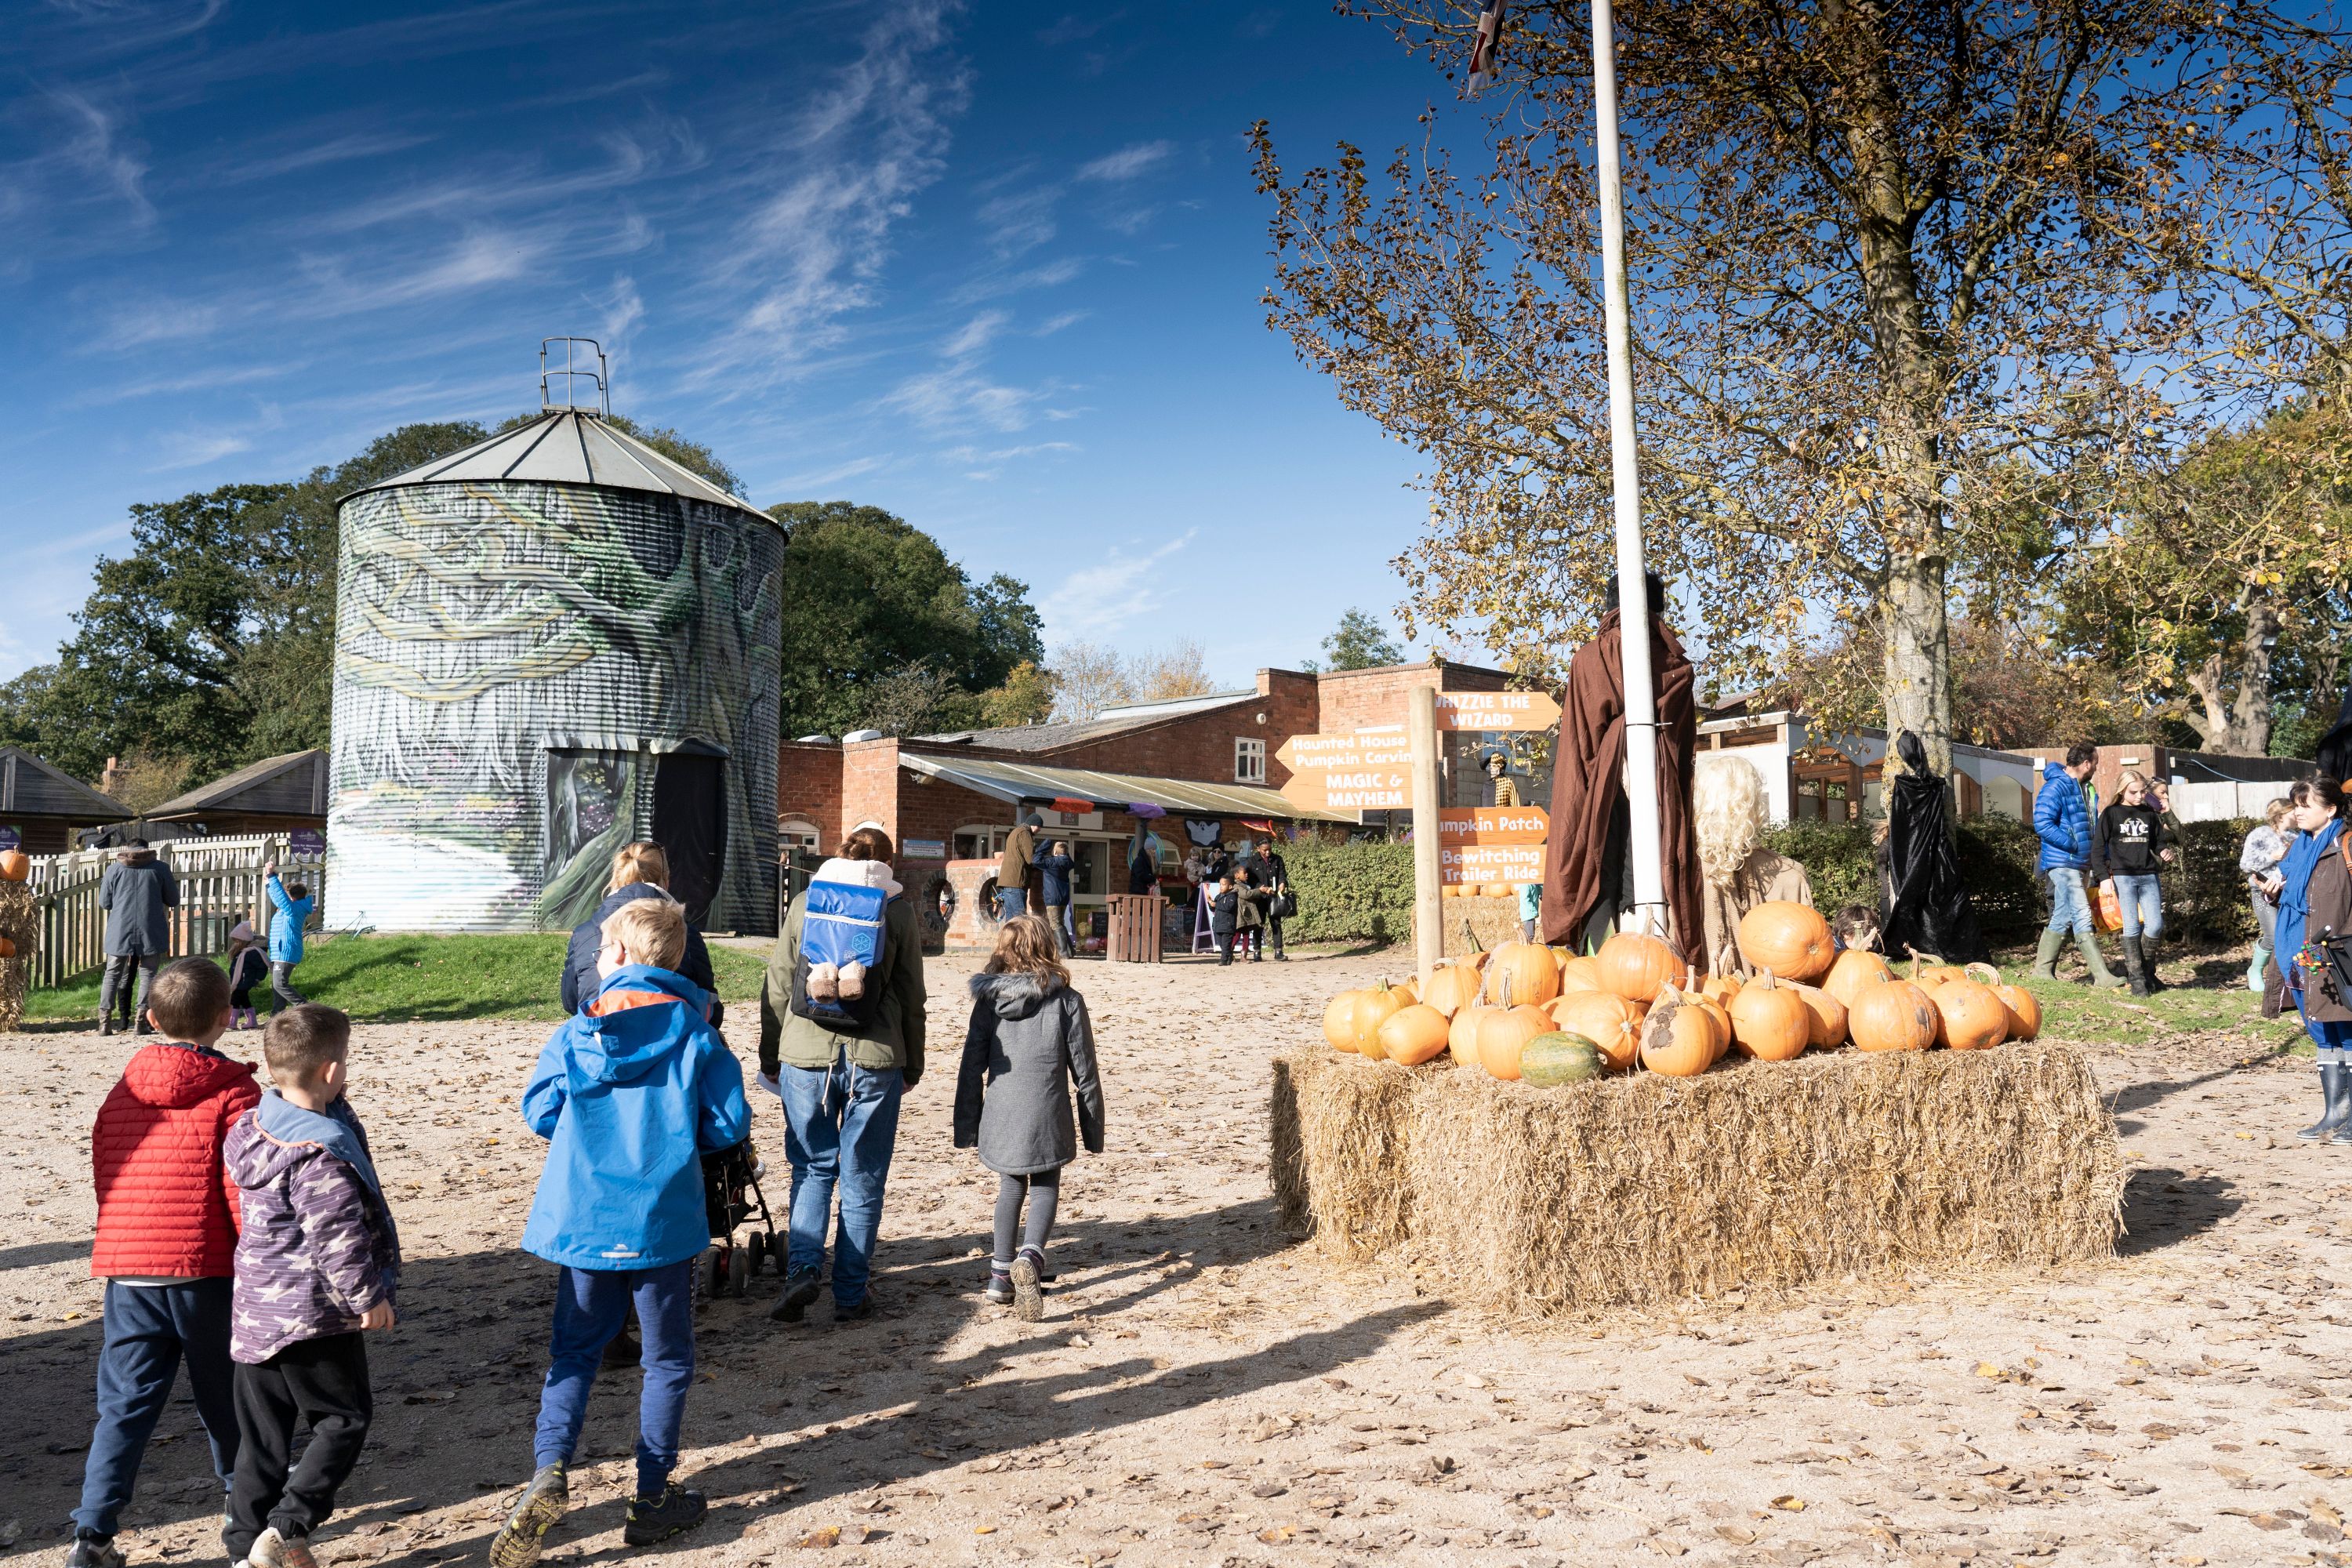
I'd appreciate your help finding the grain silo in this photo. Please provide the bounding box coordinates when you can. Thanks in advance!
[328,354,783,935]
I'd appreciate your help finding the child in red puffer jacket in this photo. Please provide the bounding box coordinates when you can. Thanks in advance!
[70,957,260,1568]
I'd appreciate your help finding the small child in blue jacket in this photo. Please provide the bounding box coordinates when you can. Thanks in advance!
[260,862,316,1015]
[488,898,749,1568]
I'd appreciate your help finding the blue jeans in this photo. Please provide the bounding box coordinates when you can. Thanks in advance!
[532,1261,694,1497]
[779,1062,904,1306]
[2045,867,2093,936]
[2295,984,2352,1056]
[999,887,1027,920]
[74,1279,239,1539]
[2112,873,2162,940]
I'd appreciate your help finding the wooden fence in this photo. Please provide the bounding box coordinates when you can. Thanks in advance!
[29,834,326,989]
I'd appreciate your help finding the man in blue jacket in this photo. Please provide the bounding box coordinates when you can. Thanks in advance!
[490,898,750,1568]
[2032,745,2125,988]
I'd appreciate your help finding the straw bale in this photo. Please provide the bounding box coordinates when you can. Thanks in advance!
[1272,1043,2121,1313]
[1270,1050,1418,1258]
[0,881,34,1032]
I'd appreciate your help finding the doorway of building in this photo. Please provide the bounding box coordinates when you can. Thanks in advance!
[652,750,728,927]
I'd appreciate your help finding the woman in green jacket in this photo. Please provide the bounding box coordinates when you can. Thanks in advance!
[756,826,927,1323]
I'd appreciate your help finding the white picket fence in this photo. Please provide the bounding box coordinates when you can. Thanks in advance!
[27,834,325,989]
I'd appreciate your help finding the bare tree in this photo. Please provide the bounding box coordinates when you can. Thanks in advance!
[1255,1,2352,782]
[1046,641,1136,723]
[1131,641,1218,702]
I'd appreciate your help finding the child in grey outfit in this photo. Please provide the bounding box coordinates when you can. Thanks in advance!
[953,915,1105,1321]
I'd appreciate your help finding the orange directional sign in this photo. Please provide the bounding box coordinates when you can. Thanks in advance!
[1438,806,1548,845]
[1432,690,1562,731]
[1441,842,1546,886]
[1278,727,1414,811]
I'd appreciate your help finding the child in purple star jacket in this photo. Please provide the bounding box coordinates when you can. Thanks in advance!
[221,1004,400,1568]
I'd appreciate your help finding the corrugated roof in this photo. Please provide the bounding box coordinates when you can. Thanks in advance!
[0,746,132,821]
[145,749,327,819]
[340,411,776,524]
[916,692,1254,753]
[896,751,1349,823]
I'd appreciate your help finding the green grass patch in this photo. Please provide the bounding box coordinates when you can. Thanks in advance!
[26,934,774,1025]
[1973,950,2310,1054]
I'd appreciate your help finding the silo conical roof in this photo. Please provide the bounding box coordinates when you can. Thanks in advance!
[340,410,775,526]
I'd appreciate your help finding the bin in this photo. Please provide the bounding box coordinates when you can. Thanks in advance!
[1105,893,1165,964]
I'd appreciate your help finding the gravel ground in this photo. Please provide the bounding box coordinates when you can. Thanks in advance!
[2,947,2348,1568]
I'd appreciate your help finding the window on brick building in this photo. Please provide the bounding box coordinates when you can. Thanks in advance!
[1235,737,1266,784]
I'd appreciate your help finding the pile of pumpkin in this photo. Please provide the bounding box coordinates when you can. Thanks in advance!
[1320,902,2042,1087]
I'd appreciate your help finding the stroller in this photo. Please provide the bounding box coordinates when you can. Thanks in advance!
[699,1137,779,1301]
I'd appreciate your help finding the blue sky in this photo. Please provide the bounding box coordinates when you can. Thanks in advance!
[0,1,1472,688]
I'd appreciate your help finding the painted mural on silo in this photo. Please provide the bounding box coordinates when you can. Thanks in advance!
[327,475,782,934]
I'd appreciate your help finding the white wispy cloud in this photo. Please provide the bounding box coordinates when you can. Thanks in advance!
[977,185,1058,258]
[1075,139,1173,183]
[210,129,436,186]
[945,439,1077,480]
[1041,531,1198,643]
[152,430,256,470]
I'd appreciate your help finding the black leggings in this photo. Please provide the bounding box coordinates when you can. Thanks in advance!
[993,1168,1061,1263]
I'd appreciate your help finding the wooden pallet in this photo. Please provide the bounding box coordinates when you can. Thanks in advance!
[1105,893,1166,964]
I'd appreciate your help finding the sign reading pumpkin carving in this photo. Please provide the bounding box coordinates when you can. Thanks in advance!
[1277,728,1415,811]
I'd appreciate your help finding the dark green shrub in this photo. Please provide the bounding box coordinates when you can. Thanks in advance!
[1279,838,1417,944]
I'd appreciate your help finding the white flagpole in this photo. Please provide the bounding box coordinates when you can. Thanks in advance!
[1589,0,1668,937]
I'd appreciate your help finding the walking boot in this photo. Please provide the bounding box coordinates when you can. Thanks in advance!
[2074,932,2128,989]
[2121,936,2150,997]
[2032,928,2065,981]
[2299,1051,2345,1142]
[2249,943,2270,993]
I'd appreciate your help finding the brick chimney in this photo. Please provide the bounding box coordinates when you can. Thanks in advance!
[100,756,122,799]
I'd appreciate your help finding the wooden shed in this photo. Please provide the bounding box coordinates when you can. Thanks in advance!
[143,750,328,836]
[0,746,132,853]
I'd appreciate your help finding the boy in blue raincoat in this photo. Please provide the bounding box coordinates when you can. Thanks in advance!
[488,898,749,1568]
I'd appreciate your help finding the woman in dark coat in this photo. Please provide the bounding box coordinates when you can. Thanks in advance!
[2270,777,2352,1143]
[558,841,717,1014]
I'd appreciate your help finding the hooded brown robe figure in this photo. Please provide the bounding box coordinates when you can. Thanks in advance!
[1537,589,1704,960]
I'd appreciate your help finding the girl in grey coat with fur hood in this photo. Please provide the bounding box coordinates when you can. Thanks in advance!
[954,916,1105,1319]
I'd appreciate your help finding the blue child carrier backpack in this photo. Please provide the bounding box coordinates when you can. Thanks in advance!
[792,879,890,1029]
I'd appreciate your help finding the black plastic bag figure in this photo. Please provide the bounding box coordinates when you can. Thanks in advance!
[1880,730,1990,964]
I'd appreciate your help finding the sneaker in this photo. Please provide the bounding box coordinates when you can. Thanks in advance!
[1011,1248,1044,1322]
[984,1267,1014,1305]
[249,1526,319,1568]
[600,1330,641,1369]
[488,1462,568,1568]
[768,1265,821,1323]
[833,1294,876,1323]
[66,1536,126,1568]
[622,1483,707,1547]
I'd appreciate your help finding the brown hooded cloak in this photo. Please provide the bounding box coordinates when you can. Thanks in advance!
[1537,609,1703,959]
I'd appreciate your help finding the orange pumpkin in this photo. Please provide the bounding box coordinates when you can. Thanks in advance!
[1420,964,1483,1019]
[1323,993,1360,1052]
[1911,957,1969,989]
[1639,984,1719,1076]
[1377,1004,1453,1066]
[1477,1003,1554,1080]
[1848,980,1939,1053]
[0,848,27,882]
[1994,982,2042,1041]
[1549,989,1644,1071]
[1789,982,1848,1049]
[1484,941,1563,1007]
[1598,931,1678,1002]
[1823,948,1895,1008]
[1448,1003,1493,1068]
[1391,979,1421,1007]
[1696,972,1744,1008]
[1737,901,1835,982]
[1693,995,1733,1062]
[1727,971,1810,1061]
[1933,981,2009,1051]
[1557,955,1604,994]
[1348,983,1408,1057]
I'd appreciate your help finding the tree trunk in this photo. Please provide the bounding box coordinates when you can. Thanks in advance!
[1882,551,1955,777]
[2224,601,2278,755]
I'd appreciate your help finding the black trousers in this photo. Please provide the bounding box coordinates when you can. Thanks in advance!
[227,1332,372,1557]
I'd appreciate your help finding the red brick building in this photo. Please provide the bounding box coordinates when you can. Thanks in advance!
[779,659,1524,946]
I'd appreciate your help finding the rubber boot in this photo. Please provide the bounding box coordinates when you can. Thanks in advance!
[2299,1051,2344,1142]
[2075,931,2128,989]
[2327,1058,2352,1145]
[2033,928,2065,981]
[2121,936,2150,997]
[2249,944,2270,994]
[2141,932,2167,993]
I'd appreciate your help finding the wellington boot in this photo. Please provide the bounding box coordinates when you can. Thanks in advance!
[2299,1057,2344,1142]
[2325,1057,2352,1145]
[2142,935,2168,992]
[2032,928,2065,981]
[2249,944,2270,994]
[2075,932,2127,989]
[2121,936,2150,997]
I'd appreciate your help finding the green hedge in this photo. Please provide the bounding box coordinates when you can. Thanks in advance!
[1280,839,1417,944]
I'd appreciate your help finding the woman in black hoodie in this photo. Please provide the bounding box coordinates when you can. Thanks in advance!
[2091,769,2176,996]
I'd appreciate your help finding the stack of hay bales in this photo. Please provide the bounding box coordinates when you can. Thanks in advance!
[0,880,35,1033]
[1270,1044,2122,1312]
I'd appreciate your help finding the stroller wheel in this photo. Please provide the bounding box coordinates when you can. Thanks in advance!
[728,1243,751,1296]
[706,1247,730,1300]
[746,1232,767,1276]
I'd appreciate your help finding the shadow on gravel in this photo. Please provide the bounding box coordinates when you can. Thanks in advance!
[4,1196,1408,1566]
[2116,1166,2241,1257]
[2107,1047,2300,1133]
